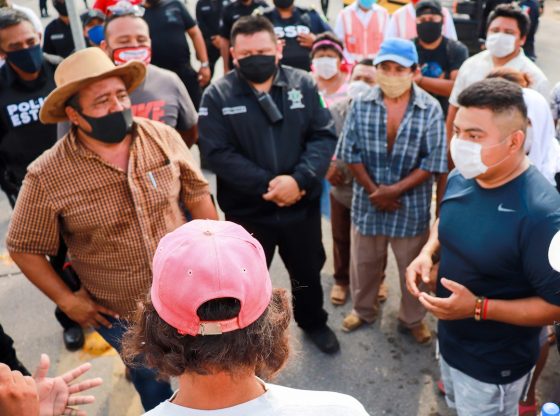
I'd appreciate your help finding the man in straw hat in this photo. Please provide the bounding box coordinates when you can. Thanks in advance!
[123,219,370,416]
[6,47,218,411]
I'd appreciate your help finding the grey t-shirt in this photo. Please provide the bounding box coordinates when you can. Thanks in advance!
[57,64,197,137]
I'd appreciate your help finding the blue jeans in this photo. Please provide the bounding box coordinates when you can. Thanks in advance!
[96,317,173,411]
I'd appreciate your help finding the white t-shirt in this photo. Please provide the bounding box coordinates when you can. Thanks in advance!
[143,382,370,416]
[448,49,549,106]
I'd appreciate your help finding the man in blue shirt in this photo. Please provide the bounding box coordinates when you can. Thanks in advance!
[406,78,560,415]
[337,38,447,342]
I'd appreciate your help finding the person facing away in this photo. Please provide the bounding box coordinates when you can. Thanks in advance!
[123,219,371,416]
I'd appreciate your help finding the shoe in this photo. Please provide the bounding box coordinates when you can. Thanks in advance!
[399,321,432,344]
[330,284,348,305]
[342,313,365,332]
[63,326,85,351]
[378,282,388,303]
[305,325,340,354]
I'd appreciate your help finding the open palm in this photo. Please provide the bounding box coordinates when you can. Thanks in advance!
[33,354,102,416]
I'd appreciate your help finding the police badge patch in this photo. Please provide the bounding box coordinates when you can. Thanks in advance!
[287,88,305,109]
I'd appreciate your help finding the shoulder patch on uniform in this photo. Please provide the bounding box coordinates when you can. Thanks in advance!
[548,230,560,272]
[222,106,247,115]
[199,107,208,116]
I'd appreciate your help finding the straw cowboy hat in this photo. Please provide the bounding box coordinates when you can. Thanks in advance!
[40,47,146,124]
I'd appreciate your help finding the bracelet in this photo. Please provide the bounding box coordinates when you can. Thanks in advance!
[474,296,485,321]
[482,298,489,320]
[200,62,210,68]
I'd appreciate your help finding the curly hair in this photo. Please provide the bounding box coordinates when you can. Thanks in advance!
[122,288,292,380]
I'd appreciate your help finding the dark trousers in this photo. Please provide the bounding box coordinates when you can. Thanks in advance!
[0,324,29,375]
[39,0,48,13]
[97,317,172,411]
[174,64,202,109]
[228,208,328,331]
[205,41,221,78]
[330,194,350,286]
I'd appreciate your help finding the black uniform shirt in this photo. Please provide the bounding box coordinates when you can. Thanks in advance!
[197,0,229,39]
[262,7,331,71]
[42,18,75,58]
[0,59,57,188]
[144,0,197,69]
[198,66,337,224]
[219,0,267,39]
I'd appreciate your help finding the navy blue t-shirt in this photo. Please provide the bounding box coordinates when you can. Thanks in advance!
[438,166,560,384]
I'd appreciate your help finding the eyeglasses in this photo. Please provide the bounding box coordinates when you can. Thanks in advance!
[107,0,145,17]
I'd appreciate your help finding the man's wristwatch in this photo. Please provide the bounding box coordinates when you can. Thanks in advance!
[200,62,210,68]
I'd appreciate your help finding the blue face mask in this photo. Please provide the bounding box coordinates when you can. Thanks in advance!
[6,44,43,73]
[358,0,376,9]
[87,25,104,45]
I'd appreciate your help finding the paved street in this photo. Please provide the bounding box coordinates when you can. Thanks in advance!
[0,0,559,414]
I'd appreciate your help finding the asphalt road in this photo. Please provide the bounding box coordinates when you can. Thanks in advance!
[0,0,559,415]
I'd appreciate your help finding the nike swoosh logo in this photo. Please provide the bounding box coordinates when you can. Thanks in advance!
[498,203,516,213]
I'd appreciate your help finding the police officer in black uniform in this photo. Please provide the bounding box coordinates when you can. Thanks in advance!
[42,0,76,59]
[0,9,84,352]
[260,0,331,71]
[218,0,267,72]
[199,15,340,355]
[196,0,228,76]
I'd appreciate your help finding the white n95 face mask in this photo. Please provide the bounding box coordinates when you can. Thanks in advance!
[312,57,339,80]
[450,135,511,179]
[347,80,372,99]
[485,32,516,58]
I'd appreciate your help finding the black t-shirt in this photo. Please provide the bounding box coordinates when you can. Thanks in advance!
[438,167,560,384]
[262,7,331,71]
[143,0,197,70]
[219,0,267,39]
[196,0,229,39]
[0,60,57,187]
[414,37,468,114]
[42,18,75,58]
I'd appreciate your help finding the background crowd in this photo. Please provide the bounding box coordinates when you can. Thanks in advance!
[0,0,559,414]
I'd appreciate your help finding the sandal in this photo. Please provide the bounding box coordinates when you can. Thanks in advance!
[330,284,348,305]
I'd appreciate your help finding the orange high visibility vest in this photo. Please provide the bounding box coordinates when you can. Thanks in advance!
[341,6,388,62]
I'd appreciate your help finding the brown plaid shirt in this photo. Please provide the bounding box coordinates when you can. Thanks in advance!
[7,118,210,318]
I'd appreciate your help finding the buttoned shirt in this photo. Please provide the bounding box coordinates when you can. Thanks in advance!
[7,118,209,317]
[337,84,447,238]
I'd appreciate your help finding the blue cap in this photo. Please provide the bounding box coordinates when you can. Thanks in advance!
[374,38,419,68]
[542,403,560,416]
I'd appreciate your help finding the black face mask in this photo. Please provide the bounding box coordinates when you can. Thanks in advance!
[273,0,294,8]
[417,21,443,44]
[53,0,68,16]
[237,55,277,84]
[77,108,133,143]
[6,44,43,73]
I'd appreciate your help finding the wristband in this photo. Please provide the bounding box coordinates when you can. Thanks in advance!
[482,298,489,320]
[474,296,484,321]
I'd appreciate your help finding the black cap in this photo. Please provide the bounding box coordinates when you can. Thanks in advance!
[415,0,443,16]
[80,9,106,26]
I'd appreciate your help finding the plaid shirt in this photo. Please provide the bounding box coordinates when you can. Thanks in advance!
[337,84,447,238]
[7,118,209,318]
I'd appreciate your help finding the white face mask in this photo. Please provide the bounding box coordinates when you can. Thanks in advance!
[313,57,339,80]
[347,80,372,99]
[485,32,516,58]
[450,135,510,179]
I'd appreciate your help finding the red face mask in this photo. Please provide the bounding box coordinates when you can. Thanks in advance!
[112,46,151,65]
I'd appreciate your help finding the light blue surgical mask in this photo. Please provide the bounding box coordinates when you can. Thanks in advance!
[358,0,376,9]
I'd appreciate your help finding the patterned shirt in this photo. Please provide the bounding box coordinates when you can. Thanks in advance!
[337,84,447,237]
[7,118,209,318]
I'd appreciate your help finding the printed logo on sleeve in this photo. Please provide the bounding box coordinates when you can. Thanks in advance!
[199,107,208,116]
[6,98,44,127]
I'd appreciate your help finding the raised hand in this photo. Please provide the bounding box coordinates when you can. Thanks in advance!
[33,354,102,416]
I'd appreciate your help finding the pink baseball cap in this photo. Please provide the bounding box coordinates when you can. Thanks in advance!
[151,220,272,336]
